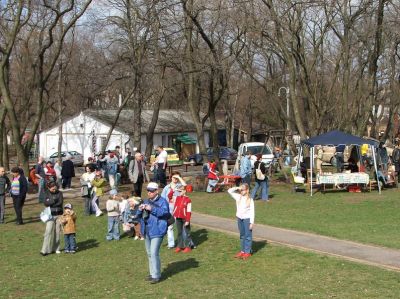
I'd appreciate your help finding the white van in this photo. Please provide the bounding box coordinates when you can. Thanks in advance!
[234,142,274,171]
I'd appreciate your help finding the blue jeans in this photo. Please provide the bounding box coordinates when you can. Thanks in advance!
[251,180,269,201]
[106,216,120,240]
[241,174,251,186]
[167,203,175,248]
[64,233,76,251]
[237,218,252,253]
[145,236,163,279]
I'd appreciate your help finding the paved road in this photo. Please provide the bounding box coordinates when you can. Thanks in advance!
[191,212,400,272]
[18,185,400,272]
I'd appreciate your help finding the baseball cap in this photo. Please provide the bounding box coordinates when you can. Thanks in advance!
[146,182,159,192]
[64,203,73,209]
[110,189,118,196]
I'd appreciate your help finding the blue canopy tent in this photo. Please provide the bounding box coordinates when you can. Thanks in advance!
[299,130,379,196]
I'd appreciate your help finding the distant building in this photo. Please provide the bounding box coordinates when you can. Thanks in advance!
[38,109,230,160]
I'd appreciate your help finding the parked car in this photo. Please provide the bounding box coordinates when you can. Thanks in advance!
[187,147,238,165]
[48,151,84,166]
[234,142,274,171]
[149,147,180,164]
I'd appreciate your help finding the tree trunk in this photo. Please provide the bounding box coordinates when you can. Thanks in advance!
[3,129,9,171]
[0,106,6,167]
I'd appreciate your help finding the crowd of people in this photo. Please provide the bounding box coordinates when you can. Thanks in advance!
[0,144,263,284]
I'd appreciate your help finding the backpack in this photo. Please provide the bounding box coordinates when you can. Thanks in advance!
[202,164,209,175]
[255,162,266,180]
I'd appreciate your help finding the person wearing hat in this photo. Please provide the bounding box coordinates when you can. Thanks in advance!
[60,203,77,253]
[136,182,169,284]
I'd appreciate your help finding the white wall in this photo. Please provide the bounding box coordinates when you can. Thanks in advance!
[39,113,129,160]
[39,112,212,159]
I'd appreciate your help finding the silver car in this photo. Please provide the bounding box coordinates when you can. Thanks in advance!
[48,151,84,166]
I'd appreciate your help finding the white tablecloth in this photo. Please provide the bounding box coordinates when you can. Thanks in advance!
[317,173,369,185]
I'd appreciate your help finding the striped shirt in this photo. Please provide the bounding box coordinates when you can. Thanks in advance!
[11,177,20,196]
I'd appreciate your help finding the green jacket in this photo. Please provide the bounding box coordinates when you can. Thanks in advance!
[91,178,107,196]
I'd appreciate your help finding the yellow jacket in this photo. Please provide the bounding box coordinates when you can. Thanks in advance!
[91,178,107,196]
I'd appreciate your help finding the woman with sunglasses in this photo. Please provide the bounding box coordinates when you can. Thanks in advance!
[137,182,169,284]
[228,183,255,259]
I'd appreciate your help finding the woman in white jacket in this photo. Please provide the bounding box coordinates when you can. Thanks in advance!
[228,184,254,259]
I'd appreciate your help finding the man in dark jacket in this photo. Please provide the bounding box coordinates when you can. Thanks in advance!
[10,167,28,225]
[0,167,11,223]
[61,155,75,189]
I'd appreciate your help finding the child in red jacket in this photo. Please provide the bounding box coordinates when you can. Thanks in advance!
[173,187,193,253]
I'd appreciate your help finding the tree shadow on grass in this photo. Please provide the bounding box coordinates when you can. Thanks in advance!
[162,258,199,280]
[23,216,41,224]
[191,228,208,246]
[252,240,268,254]
[76,239,99,251]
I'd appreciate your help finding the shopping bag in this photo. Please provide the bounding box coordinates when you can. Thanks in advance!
[40,207,53,223]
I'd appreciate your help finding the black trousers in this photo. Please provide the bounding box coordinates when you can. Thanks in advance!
[62,176,72,188]
[133,175,144,197]
[12,195,25,224]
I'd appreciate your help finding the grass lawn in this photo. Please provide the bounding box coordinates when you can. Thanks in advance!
[1,194,400,298]
[191,182,400,249]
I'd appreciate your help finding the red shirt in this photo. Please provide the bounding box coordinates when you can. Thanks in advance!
[208,162,218,180]
[173,195,192,222]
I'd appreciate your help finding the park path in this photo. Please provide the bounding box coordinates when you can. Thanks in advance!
[19,187,400,272]
[191,212,400,272]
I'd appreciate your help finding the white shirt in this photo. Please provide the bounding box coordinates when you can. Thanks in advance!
[228,187,255,224]
[157,150,168,164]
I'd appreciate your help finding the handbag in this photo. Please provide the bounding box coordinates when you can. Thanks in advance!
[81,185,89,197]
[40,207,53,223]
[256,162,266,180]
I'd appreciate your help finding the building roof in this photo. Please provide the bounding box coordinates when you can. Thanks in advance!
[83,109,225,135]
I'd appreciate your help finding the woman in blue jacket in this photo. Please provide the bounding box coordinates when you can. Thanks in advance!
[137,182,169,284]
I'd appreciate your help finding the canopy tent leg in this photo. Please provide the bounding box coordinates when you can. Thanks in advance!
[310,146,314,196]
[372,146,381,194]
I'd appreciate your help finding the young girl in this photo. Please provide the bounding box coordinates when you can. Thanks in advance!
[228,184,254,259]
[106,189,120,241]
[161,172,186,249]
[207,160,219,193]
[91,170,106,217]
[173,187,193,253]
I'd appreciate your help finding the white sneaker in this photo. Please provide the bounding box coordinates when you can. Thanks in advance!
[140,237,145,241]
[96,211,103,217]
[134,236,139,240]
[56,250,61,254]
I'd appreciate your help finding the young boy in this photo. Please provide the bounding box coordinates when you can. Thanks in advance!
[173,187,193,253]
[125,197,144,240]
[60,203,77,253]
[106,189,120,241]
